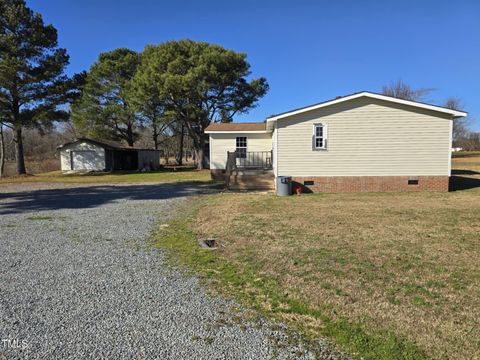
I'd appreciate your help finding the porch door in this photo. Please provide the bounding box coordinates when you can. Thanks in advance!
[235,136,247,167]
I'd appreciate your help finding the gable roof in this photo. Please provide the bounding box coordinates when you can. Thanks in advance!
[266,91,467,126]
[57,137,158,151]
[205,122,270,133]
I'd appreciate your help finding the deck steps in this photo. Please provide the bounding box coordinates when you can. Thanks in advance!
[227,170,275,191]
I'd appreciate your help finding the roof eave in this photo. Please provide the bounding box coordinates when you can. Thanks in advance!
[452,111,468,118]
[266,92,468,122]
[205,130,272,134]
[57,138,159,152]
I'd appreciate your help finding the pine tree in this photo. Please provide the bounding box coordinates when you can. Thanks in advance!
[72,48,142,146]
[132,40,268,169]
[0,0,79,174]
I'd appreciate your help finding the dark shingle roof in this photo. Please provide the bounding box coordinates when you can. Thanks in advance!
[57,137,158,151]
[205,122,267,132]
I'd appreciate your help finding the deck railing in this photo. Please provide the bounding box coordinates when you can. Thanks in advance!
[225,151,273,188]
[235,151,273,170]
[225,150,273,188]
[227,150,273,171]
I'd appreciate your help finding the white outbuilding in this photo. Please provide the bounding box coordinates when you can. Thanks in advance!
[57,138,160,172]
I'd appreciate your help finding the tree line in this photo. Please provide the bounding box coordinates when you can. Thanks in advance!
[71,42,268,170]
[1,1,478,177]
[0,0,268,175]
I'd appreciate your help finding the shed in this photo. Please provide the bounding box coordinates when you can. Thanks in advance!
[57,138,160,172]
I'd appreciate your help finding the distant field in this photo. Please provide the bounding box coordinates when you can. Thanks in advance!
[452,151,480,172]
[155,152,480,359]
[452,150,480,158]
[0,168,211,184]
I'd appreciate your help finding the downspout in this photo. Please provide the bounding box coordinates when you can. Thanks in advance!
[448,116,453,176]
[274,121,278,177]
[273,120,279,191]
[209,134,212,171]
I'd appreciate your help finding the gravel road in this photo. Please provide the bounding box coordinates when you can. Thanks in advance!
[0,182,343,359]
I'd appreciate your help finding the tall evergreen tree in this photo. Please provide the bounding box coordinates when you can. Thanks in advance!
[129,69,172,150]
[0,0,79,174]
[72,48,142,146]
[133,40,269,169]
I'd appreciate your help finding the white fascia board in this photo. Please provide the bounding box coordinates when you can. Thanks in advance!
[266,92,468,123]
[204,130,272,134]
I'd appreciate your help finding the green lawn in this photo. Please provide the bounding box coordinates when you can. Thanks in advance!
[452,150,480,158]
[153,155,480,359]
[0,168,211,184]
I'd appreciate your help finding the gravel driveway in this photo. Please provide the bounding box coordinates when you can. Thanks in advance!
[0,182,341,359]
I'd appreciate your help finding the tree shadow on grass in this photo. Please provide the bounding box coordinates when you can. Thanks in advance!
[0,182,221,215]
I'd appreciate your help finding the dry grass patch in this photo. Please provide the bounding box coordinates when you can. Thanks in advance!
[0,168,211,184]
[452,152,480,173]
[153,153,480,359]
[194,189,480,359]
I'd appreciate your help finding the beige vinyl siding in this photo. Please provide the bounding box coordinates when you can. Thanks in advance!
[209,133,272,169]
[277,97,452,176]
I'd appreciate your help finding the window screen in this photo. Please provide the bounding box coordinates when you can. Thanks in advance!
[236,137,247,158]
[313,124,327,149]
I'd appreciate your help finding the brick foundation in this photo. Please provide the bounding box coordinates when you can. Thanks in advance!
[291,176,449,193]
[210,169,226,181]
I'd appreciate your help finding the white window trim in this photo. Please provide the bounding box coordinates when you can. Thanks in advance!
[236,136,247,158]
[313,123,327,150]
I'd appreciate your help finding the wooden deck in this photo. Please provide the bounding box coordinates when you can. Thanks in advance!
[227,169,275,190]
[225,151,275,191]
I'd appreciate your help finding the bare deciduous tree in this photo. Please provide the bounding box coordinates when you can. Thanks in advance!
[381,82,479,150]
[382,80,434,101]
[443,97,471,145]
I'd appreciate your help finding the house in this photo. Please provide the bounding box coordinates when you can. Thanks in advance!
[58,138,160,172]
[205,91,467,192]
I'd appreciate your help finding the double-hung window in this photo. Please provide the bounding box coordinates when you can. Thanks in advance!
[313,124,327,150]
[236,136,247,158]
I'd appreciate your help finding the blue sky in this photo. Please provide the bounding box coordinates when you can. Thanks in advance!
[29,0,480,129]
